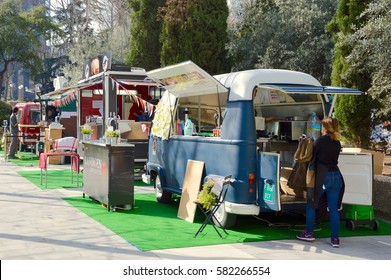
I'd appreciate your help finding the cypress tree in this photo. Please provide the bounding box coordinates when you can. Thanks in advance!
[327,0,372,148]
[127,0,165,71]
[160,0,231,75]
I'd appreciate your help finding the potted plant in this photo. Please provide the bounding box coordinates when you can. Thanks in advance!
[197,181,216,210]
[105,130,120,144]
[81,125,93,141]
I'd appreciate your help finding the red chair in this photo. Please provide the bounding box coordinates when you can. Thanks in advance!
[39,137,81,188]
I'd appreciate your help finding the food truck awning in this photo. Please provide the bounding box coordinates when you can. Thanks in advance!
[41,71,160,102]
[41,82,101,100]
[147,60,228,98]
[258,84,362,95]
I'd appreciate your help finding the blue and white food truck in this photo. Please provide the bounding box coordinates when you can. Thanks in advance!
[143,61,373,228]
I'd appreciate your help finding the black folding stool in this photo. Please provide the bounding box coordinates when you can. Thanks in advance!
[194,175,232,238]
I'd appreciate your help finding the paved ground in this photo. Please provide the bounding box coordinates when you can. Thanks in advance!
[1,156,391,261]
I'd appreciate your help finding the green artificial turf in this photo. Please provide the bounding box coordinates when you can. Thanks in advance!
[18,169,83,189]
[18,169,152,189]
[133,180,154,187]
[2,151,40,166]
[63,193,391,251]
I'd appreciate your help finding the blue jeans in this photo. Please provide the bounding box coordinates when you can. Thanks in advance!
[306,171,343,238]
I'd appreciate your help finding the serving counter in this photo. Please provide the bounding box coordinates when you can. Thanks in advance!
[82,141,135,211]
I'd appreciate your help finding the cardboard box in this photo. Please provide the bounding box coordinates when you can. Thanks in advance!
[342,148,384,175]
[280,167,294,195]
[44,128,63,164]
[118,120,150,140]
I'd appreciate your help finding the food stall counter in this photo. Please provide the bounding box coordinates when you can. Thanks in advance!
[82,140,135,211]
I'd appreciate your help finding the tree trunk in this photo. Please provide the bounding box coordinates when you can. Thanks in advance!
[1,61,11,102]
[4,64,11,102]
[0,68,5,102]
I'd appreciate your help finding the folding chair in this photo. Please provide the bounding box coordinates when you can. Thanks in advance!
[194,175,232,238]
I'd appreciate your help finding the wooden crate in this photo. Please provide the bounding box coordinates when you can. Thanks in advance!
[44,128,63,164]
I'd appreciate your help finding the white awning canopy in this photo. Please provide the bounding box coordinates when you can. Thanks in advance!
[147,61,228,98]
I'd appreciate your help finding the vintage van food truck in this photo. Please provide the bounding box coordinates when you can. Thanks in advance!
[143,61,373,228]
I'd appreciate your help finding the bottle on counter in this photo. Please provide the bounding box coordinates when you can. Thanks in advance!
[184,118,194,136]
[306,112,321,140]
[176,119,184,135]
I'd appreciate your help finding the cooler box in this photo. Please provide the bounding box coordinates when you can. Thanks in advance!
[345,204,374,221]
[344,204,379,231]
[36,141,44,156]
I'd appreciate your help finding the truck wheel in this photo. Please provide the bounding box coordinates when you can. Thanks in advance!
[212,202,237,229]
[346,220,355,231]
[373,220,380,231]
[154,174,172,203]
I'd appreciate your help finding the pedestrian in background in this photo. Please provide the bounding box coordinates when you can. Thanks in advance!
[7,107,19,159]
[296,117,345,248]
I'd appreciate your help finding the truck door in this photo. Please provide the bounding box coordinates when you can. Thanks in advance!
[339,152,373,206]
[257,152,281,211]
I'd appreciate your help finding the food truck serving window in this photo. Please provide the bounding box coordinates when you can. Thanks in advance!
[176,92,227,134]
[255,89,320,105]
[286,93,320,103]
[254,87,323,122]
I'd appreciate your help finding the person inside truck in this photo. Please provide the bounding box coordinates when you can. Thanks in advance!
[128,94,145,121]
[296,117,344,248]
[128,93,153,121]
[7,107,19,159]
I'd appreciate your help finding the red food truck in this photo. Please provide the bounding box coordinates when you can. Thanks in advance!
[15,102,58,151]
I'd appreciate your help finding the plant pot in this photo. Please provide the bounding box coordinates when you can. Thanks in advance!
[82,134,91,141]
[110,137,118,145]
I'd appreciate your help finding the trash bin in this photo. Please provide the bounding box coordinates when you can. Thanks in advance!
[36,141,44,156]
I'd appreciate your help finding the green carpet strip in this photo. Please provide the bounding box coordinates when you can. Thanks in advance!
[17,169,152,189]
[18,169,83,189]
[63,193,391,251]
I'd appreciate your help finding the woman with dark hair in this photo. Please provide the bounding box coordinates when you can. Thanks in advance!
[296,117,345,248]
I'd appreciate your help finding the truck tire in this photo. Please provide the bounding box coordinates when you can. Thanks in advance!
[154,174,172,203]
[212,202,237,229]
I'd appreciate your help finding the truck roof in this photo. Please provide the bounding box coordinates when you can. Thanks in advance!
[215,69,321,101]
[146,61,361,101]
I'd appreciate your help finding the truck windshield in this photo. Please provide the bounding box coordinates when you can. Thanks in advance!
[30,110,41,125]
